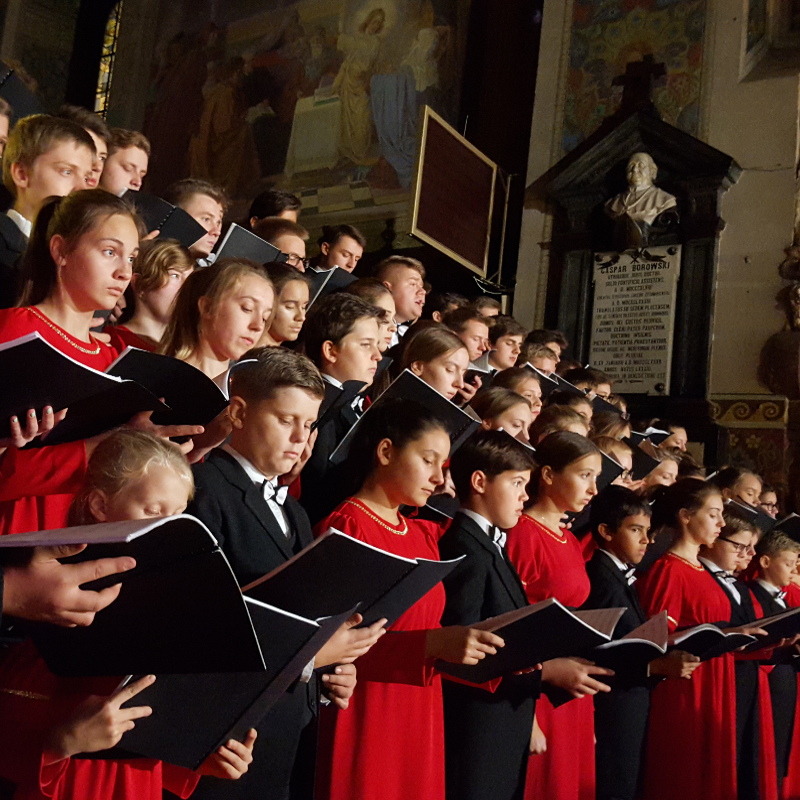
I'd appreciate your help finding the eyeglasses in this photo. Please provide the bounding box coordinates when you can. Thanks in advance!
[760,502,779,511]
[718,536,756,556]
[284,253,310,270]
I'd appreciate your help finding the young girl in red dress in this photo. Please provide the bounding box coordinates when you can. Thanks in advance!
[313,398,505,800]
[107,238,194,353]
[636,478,765,800]
[0,430,257,800]
[505,431,614,800]
[0,191,200,536]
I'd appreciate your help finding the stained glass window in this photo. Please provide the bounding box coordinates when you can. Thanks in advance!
[94,1,123,117]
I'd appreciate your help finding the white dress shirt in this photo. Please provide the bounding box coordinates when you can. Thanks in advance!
[7,209,31,238]
[599,549,637,585]
[699,557,741,604]
[222,444,289,536]
[221,444,314,680]
[459,508,506,554]
[756,579,787,609]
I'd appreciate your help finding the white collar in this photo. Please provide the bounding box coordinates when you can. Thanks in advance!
[221,444,276,486]
[7,209,31,238]
[599,549,630,573]
[322,373,343,389]
[698,556,725,575]
[459,508,494,537]
[757,579,784,597]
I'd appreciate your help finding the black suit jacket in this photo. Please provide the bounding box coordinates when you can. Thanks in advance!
[585,550,647,635]
[439,512,529,624]
[438,512,537,800]
[300,382,360,527]
[187,448,317,800]
[583,551,652,688]
[0,214,26,310]
[584,550,652,800]
[748,580,798,779]
[704,570,761,796]
[189,448,313,587]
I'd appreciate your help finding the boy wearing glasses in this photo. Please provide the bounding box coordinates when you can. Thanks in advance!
[583,486,700,800]
[699,507,764,800]
[253,217,310,272]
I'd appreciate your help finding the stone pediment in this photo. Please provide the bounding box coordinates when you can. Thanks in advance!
[526,110,741,210]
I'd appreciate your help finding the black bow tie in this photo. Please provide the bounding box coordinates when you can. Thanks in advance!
[717,571,738,585]
[262,480,289,506]
[489,526,507,551]
[623,566,636,585]
[776,589,787,602]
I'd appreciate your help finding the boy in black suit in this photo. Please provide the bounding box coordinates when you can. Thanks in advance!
[188,348,385,800]
[583,486,700,800]
[699,507,763,800]
[299,293,383,525]
[748,529,800,788]
[438,429,538,800]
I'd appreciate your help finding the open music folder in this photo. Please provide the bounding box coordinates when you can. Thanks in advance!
[436,599,626,683]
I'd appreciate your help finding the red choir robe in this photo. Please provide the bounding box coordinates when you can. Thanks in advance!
[105,325,158,353]
[781,583,800,799]
[636,553,738,800]
[0,307,120,535]
[0,640,199,800]
[505,515,596,800]
[580,530,597,562]
[313,499,446,800]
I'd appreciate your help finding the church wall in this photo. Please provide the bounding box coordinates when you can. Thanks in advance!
[518,0,797,493]
[518,0,798,395]
[703,3,799,397]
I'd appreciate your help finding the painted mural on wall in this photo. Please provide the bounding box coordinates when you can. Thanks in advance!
[142,0,468,209]
[0,0,81,114]
[562,0,706,154]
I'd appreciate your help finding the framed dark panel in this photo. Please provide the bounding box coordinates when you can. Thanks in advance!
[411,105,496,277]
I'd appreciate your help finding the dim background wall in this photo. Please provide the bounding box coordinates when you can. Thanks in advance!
[517,0,797,491]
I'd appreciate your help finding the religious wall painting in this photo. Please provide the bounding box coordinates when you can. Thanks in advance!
[564,0,707,153]
[142,0,469,215]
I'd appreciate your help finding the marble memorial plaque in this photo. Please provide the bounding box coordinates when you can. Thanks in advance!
[589,246,681,394]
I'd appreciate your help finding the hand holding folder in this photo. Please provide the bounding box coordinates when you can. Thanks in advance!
[436,599,626,683]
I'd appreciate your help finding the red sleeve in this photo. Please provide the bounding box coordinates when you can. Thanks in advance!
[162,763,201,798]
[506,530,544,604]
[0,645,67,794]
[636,561,685,633]
[0,441,87,502]
[37,756,71,798]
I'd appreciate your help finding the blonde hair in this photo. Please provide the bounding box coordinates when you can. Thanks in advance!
[133,238,194,294]
[68,430,194,525]
[3,114,95,194]
[160,257,273,360]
